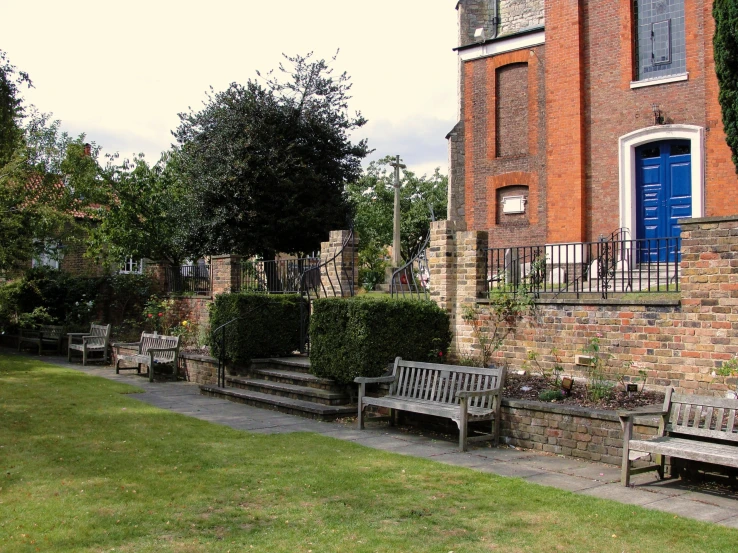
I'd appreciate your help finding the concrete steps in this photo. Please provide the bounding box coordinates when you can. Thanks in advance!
[199,357,356,421]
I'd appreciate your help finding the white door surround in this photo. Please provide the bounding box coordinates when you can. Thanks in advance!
[618,125,704,239]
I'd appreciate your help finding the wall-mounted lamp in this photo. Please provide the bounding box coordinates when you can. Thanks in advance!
[652,103,664,125]
[474,27,485,43]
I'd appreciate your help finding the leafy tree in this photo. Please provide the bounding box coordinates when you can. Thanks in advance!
[174,52,369,260]
[347,157,448,264]
[0,54,97,276]
[714,0,738,173]
[0,49,31,167]
[87,151,191,266]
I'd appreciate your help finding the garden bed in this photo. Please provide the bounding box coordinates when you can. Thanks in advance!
[504,372,665,410]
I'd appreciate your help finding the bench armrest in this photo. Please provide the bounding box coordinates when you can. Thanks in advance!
[354,375,397,384]
[617,408,668,421]
[457,389,501,399]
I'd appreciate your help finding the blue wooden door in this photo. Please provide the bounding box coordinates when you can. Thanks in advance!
[636,140,691,262]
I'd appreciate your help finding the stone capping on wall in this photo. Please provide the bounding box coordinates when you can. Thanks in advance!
[476,297,681,307]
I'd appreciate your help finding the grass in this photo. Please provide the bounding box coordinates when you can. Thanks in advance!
[1,354,736,552]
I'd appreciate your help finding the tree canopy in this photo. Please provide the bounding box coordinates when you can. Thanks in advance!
[87,152,190,266]
[347,157,448,263]
[174,53,369,259]
[714,0,738,173]
[0,53,100,277]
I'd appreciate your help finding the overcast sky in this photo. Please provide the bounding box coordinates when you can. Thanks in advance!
[3,1,458,178]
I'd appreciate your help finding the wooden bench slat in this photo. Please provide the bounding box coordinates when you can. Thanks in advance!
[725,409,735,432]
[621,387,738,486]
[629,437,738,468]
[356,357,506,451]
[115,332,181,382]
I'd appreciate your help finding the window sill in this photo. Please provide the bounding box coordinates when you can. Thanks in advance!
[630,73,688,89]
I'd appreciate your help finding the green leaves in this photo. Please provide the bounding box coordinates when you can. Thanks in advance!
[347,157,448,264]
[714,0,738,173]
[174,53,369,258]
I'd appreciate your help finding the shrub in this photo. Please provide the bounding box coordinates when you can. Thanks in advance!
[309,296,452,384]
[0,269,155,336]
[209,293,307,366]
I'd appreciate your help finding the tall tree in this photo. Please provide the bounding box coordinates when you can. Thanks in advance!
[174,52,369,259]
[0,104,106,277]
[347,157,448,263]
[714,0,738,173]
[0,49,31,167]
[87,151,191,266]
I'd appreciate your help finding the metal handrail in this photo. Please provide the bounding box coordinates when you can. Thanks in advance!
[298,227,357,354]
[390,206,435,300]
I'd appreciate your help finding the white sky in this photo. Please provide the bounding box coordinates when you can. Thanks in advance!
[3,1,459,178]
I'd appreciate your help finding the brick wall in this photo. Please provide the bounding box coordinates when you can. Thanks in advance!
[453,0,738,245]
[431,215,738,397]
[460,46,547,248]
[501,399,658,465]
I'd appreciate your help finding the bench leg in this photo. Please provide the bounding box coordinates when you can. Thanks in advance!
[656,454,665,480]
[459,398,469,452]
[148,364,154,382]
[389,408,395,427]
[620,417,633,487]
[82,348,87,367]
[115,360,120,374]
[357,383,365,430]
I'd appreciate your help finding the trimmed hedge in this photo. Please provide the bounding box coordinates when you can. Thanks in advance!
[209,293,307,366]
[309,296,452,384]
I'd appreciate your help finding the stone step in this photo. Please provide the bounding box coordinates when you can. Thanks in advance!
[251,357,311,374]
[248,367,341,392]
[226,376,351,406]
[199,385,356,421]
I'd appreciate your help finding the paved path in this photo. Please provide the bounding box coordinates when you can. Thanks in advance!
[14,351,738,528]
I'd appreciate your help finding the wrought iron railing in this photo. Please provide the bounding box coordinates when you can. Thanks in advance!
[165,264,211,295]
[390,231,431,300]
[236,256,320,293]
[485,236,680,299]
[298,228,357,354]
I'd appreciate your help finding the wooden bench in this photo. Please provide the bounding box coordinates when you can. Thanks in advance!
[18,325,65,355]
[67,324,111,365]
[114,333,181,382]
[619,387,738,486]
[355,357,506,451]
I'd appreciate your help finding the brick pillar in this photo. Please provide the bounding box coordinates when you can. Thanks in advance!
[428,220,460,313]
[680,215,738,391]
[210,255,242,295]
[144,261,170,295]
[428,220,488,360]
[319,230,359,297]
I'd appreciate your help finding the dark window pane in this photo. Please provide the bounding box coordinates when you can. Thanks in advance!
[671,143,690,156]
[640,146,660,158]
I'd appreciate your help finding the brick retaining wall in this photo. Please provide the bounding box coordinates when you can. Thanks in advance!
[501,399,658,466]
[430,216,738,397]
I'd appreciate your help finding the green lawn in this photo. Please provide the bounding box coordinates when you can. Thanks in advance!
[1,354,736,552]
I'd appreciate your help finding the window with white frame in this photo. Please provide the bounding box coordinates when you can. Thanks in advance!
[119,257,143,274]
[633,0,686,81]
[32,243,61,269]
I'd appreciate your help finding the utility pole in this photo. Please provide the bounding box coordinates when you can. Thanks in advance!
[389,155,406,267]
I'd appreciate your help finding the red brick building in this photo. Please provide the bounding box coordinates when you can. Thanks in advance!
[449,0,738,252]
